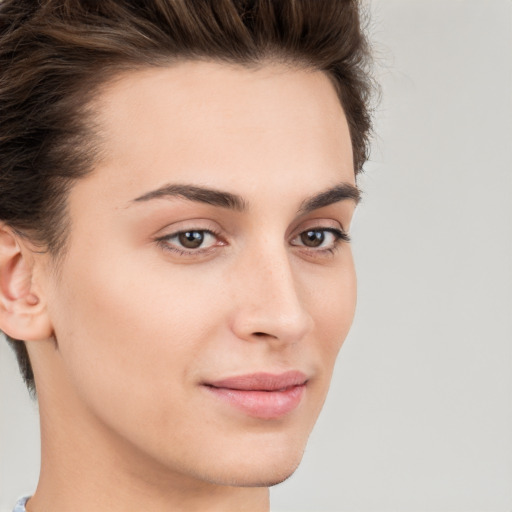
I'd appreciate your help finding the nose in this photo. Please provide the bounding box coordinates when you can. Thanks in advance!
[229,245,314,348]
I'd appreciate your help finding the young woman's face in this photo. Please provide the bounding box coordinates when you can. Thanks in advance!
[37,61,358,487]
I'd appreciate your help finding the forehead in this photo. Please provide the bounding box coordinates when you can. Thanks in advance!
[83,61,354,207]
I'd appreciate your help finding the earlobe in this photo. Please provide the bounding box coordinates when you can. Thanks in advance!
[0,226,53,341]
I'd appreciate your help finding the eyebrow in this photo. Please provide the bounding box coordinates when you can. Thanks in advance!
[132,184,247,211]
[130,182,360,212]
[298,183,361,213]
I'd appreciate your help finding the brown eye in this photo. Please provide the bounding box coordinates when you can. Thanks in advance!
[178,231,205,249]
[291,227,349,252]
[159,229,221,255]
[300,230,325,247]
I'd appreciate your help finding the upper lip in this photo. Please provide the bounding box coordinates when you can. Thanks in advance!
[205,371,308,391]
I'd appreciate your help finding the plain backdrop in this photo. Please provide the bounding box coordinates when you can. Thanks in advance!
[1,1,511,511]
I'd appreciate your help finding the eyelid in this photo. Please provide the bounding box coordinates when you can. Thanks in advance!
[167,229,218,247]
[153,218,350,260]
[153,218,228,255]
[155,228,226,259]
[289,217,348,238]
[287,214,352,260]
[153,218,222,238]
[290,227,349,246]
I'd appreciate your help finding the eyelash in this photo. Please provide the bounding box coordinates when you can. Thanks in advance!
[155,228,224,257]
[156,226,350,258]
[292,228,351,255]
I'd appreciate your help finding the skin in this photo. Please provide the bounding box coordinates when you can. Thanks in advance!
[1,61,358,512]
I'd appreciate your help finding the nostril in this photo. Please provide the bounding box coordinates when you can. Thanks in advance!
[251,331,279,340]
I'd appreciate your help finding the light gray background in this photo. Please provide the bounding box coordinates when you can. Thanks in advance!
[1,1,511,511]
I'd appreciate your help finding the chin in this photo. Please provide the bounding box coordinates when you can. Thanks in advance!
[212,460,302,488]
[200,436,307,488]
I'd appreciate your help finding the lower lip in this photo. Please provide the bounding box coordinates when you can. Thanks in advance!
[205,384,306,420]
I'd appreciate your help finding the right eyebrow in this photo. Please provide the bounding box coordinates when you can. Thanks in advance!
[130,183,247,212]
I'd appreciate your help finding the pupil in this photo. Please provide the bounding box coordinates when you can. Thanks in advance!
[301,230,324,247]
[179,231,204,249]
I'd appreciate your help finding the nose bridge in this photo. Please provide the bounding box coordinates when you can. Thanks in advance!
[230,238,313,345]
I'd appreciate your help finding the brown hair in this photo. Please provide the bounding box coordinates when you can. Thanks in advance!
[0,0,374,395]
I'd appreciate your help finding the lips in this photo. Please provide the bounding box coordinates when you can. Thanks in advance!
[203,371,308,419]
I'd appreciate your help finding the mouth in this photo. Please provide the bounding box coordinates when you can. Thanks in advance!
[203,371,308,420]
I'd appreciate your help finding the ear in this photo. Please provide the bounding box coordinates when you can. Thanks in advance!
[0,225,53,341]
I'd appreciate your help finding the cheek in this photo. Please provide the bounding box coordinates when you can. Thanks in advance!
[48,250,215,409]
[48,238,355,409]
[45,250,234,465]
[293,256,356,425]
[307,257,357,363]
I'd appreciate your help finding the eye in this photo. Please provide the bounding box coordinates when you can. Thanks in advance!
[175,230,211,249]
[157,229,222,254]
[291,228,349,251]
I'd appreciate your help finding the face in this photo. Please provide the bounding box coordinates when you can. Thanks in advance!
[37,61,357,487]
